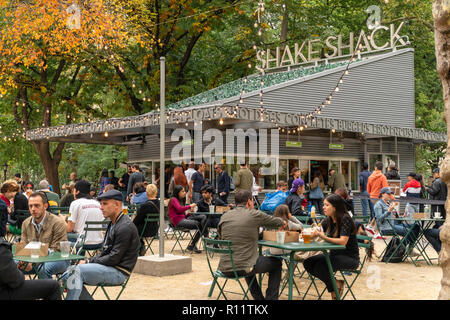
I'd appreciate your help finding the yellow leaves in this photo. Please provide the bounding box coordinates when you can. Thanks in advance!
[40,86,47,93]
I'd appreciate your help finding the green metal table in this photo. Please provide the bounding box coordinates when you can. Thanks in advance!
[13,246,85,279]
[193,211,224,236]
[385,217,445,266]
[258,240,345,300]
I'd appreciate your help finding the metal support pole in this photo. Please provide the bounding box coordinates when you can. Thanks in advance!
[159,57,166,258]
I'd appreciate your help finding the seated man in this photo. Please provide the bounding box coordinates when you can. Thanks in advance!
[63,189,140,300]
[0,237,61,300]
[38,180,60,208]
[19,192,68,279]
[285,178,306,216]
[374,187,420,255]
[218,190,286,300]
[196,185,230,229]
[67,180,104,253]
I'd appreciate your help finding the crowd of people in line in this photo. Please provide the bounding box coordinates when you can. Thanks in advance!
[0,159,445,301]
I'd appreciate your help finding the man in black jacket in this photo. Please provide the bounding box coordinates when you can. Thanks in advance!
[196,185,231,229]
[215,164,230,204]
[63,189,140,300]
[427,168,447,224]
[0,237,61,300]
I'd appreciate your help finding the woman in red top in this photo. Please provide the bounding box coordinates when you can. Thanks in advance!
[168,185,207,253]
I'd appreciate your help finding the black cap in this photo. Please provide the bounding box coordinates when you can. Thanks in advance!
[433,168,440,173]
[74,180,91,195]
[15,173,21,178]
[97,189,123,202]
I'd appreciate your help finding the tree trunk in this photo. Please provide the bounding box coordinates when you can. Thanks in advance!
[280,6,288,42]
[32,141,65,196]
[433,0,450,300]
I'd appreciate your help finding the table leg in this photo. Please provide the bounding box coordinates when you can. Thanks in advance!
[287,252,295,300]
[323,251,340,300]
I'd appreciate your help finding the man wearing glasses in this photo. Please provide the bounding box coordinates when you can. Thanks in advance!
[215,164,230,204]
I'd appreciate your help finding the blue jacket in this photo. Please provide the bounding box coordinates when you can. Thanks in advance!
[132,192,148,205]
[374,199,393,231]
[359,170,371,192]
[217,171,230,195]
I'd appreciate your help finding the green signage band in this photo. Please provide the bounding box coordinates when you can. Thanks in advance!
[182,139,194,146]
[286,141,302,148]
[329,143,344,150]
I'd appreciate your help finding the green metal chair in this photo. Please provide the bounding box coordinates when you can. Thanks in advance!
[139,213,159,255]
[48,206,70,215]
[203,237,255,300]
[74,220,109,257]
[90,276,131,300]
[169,221,196,254]
[305,234,373,300]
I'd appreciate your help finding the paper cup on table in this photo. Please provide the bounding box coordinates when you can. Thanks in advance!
[276,231,286,244]
[434,212,442,219]
[209,205,215,213]
[60,241,71,258]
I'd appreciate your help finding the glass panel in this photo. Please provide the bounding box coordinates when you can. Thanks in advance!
[299,159,310,183]
[369,154,382,172]
[255,158,277,190]
[351,161,358,191]
[383,154,399,171]
[288,159,299,178]
[329,161,340,172]
[279,159,288,182]
[342,161,349,189]
[310,160,329,186]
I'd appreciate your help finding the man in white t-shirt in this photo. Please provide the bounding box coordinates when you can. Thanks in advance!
[67,180,104,249]
[184,160,196,204]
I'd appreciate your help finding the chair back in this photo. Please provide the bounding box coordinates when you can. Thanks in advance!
[49,206,70,215]
[74,219,110,254]
[356,234,373,267]
[203,237,240,278]
[141,213,160,239]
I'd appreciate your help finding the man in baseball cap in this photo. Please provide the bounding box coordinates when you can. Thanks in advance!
[286,178,306,216]
[63,188,140,300]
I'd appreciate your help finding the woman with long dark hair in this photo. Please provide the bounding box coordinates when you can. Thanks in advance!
[303,194,360,299]
[168,185,207,253]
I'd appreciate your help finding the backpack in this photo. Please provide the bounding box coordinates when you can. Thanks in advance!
[381,237,406,263]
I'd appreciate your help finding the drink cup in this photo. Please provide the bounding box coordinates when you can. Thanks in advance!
[31,247,40,259]
[209,205,215,213]
[122,206,128,215]
[60,241,71,258]
[302,229,312,244]
[434,211,441,219]
[276,231,286,244]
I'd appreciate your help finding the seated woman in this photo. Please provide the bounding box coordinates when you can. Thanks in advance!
[268,205,303,255]
[168,185,206,253]
[374,187,420,254]
[303,194,360,300]
[131,182,148,205]
[133,184,160,256]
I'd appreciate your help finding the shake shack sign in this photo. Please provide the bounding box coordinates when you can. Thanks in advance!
[256,22,407,70]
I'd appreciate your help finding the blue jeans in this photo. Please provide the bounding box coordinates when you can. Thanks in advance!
[16,260,71,279]
[63,263,126,300]
[360,191,374,219]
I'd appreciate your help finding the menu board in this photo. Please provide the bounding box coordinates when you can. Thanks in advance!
[387,180,402,197]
